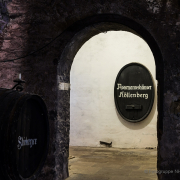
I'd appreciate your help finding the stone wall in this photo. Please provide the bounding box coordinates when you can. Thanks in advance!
[0,0,180,180]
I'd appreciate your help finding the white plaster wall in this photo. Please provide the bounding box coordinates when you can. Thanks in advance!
[70,31,157,148]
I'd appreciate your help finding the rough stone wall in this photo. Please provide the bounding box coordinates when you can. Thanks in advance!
[0,0,180,180]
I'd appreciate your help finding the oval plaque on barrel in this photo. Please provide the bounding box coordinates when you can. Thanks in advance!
[114,63,154,122]
[0,89,49,180]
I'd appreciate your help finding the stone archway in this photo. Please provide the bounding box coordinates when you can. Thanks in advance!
[56,14,164,180]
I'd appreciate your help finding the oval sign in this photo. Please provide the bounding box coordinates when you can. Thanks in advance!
[114,63,154,122]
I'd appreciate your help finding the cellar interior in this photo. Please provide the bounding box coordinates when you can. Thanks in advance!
[68,31,157,179]
[1,1,180,180]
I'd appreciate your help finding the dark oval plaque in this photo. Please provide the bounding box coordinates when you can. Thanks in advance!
[0,89,49,180]
[114,63,155,122]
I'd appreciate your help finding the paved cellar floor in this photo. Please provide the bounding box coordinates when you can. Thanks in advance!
[66,146,157,180]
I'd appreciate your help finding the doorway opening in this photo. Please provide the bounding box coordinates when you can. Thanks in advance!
[68,31,157,179]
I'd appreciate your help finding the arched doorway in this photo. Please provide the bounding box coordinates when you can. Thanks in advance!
[57,15,164,180]
[70,31,157,148]
[68,31,157,179]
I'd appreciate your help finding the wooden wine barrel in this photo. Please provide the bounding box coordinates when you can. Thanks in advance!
[0,88,49,180]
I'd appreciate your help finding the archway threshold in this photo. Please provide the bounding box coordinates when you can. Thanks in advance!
[67,146,157,180]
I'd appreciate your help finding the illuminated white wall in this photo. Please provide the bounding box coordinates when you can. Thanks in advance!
[70,31,157,148]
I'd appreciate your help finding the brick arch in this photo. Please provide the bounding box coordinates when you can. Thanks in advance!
[57,14,164,180]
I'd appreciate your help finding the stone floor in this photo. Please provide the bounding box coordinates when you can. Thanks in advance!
[66,146,157,180]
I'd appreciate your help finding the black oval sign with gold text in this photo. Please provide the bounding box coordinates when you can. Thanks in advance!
[114,63,154,122]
